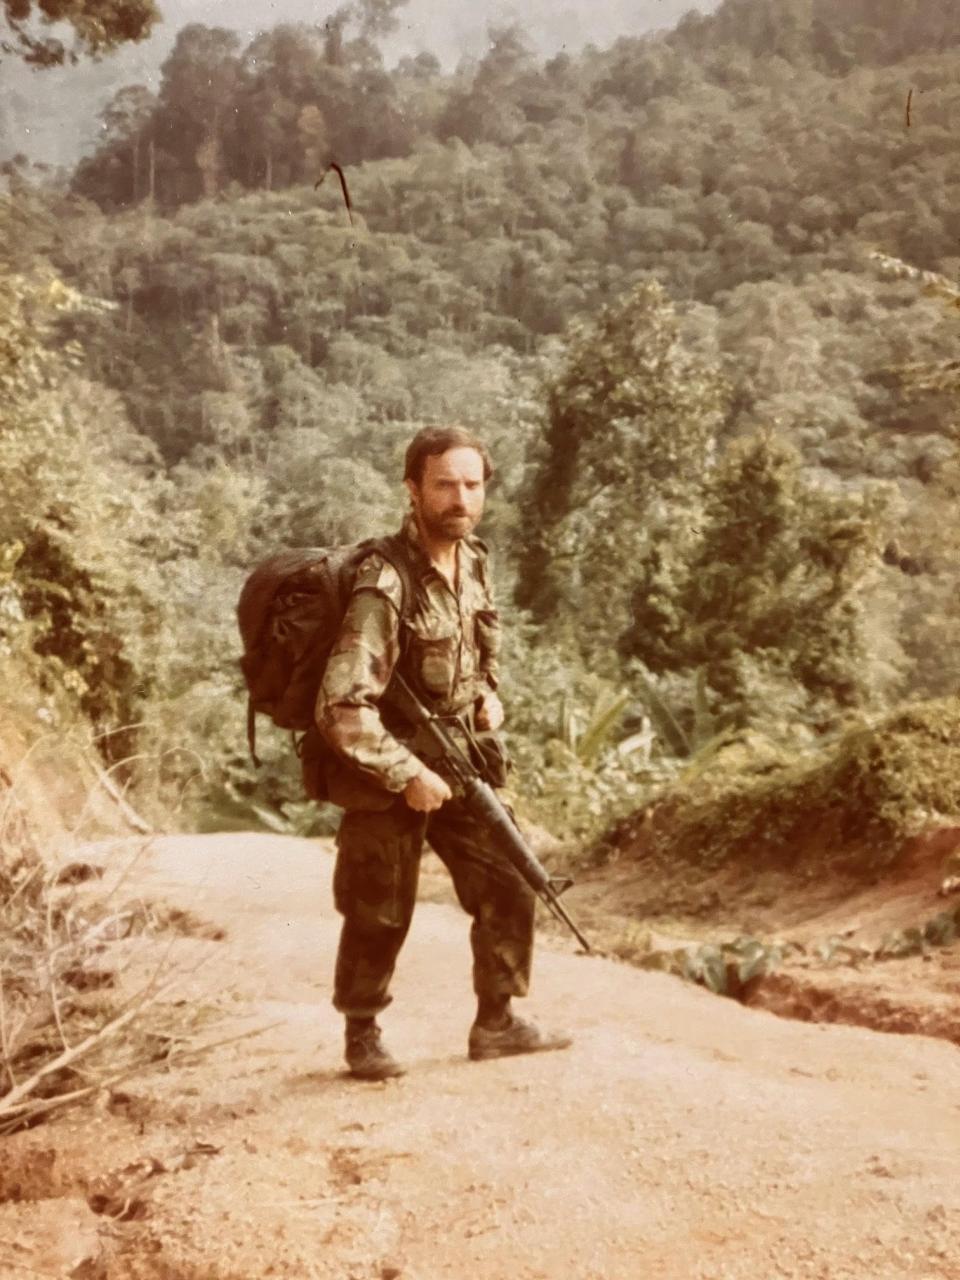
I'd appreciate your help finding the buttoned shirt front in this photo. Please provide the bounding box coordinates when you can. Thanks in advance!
[315,514,500,792]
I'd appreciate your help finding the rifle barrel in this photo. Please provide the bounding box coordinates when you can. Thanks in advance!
[388,675,592,954]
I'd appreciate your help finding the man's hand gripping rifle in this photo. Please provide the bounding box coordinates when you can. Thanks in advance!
[388,673,592,954]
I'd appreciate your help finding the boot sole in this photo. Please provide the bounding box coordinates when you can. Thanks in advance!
[346,1064,407,1080]
[468,1035,573,1062]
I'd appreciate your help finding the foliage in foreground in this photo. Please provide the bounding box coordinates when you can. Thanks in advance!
[597,695,960,880]
[1,838,155,1132]
[613,894,960,1001]
[0,639,281,1133]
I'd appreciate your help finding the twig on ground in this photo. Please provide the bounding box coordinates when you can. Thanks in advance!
[0,966,181,1119]
[0,964,17,1091]
[44,890,71,1055]
[71,750,156,838]
[0,860,42,917]
[0,743,234,1134]
[167,1018,283,1064]
[95,838,156,911]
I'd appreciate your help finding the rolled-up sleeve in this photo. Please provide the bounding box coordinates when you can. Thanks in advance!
[315,557,422,793]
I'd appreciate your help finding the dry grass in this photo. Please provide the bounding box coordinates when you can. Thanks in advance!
[0,762,223,1135]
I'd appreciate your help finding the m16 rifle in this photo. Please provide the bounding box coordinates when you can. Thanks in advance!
[387,673,591,954]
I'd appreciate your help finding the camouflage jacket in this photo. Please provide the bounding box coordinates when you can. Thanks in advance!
[315,513,501,793]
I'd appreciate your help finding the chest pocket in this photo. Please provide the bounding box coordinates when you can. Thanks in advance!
[404,613,460,700]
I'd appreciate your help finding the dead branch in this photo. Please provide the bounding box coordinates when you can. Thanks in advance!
[0,965,16,1091]
[168,1018,282,1064]
[0,739,235,1137]
[0,860,42,917]
[0,966,181,1121]
[45,886,73,1055]
[83,753,154,835]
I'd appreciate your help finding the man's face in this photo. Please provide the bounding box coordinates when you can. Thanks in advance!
[406,446,486,543]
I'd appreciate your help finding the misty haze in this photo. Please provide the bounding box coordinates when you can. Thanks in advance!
[1,0,719,165]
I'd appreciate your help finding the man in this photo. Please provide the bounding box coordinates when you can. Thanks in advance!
[315,426,572,1080]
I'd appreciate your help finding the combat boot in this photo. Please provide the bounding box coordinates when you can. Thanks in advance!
[468,1014,572,1062]
[344,1018,405,1081]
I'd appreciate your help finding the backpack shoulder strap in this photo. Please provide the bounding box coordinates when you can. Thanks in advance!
[247,698,260,768]
[368,533,419,626]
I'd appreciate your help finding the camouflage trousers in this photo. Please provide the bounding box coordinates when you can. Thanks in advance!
[332,795,536,1019]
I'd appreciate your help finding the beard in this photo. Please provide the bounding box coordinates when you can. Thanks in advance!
[418,505,478,541]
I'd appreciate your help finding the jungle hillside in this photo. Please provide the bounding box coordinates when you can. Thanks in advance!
[3,0,960,853]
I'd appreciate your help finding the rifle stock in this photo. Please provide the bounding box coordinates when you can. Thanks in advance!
[388,675,591,954]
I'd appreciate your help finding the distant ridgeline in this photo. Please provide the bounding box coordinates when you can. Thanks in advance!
[69,0,960,211]
[669,0,960,70]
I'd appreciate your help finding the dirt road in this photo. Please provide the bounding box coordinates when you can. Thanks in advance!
[4,831,960,1280]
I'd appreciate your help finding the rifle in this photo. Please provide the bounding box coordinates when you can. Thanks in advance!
[387,673,591,954]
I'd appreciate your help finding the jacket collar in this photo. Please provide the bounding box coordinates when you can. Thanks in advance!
[399,511,478,584]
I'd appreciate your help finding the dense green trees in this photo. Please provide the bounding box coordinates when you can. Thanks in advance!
[671,0,960,69]
[6,0,960,833]
[72,11,422,213]
[517,282,727,650]
[0,266,164,739]
[513,284,898,733]
[625,433,896,727]
[54,2,960,722]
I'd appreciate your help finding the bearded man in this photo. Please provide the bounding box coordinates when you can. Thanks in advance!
[314,425,572,1080]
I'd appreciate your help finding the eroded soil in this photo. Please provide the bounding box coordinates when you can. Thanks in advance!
[568,824,960,1046]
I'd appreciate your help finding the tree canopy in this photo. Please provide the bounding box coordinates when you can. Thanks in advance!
[5,0,960,833]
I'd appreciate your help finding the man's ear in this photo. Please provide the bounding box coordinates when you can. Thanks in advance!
[404,478,419,505]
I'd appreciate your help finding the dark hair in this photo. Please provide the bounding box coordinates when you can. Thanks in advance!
[403,426,494,485]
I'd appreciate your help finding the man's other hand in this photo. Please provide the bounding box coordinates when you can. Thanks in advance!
[403,766,452,812]
[476,691,504,731]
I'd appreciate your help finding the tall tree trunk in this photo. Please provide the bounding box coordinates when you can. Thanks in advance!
[197,108,223,199]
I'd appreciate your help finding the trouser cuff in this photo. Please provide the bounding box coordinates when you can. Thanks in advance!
[333,993,393,1019]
